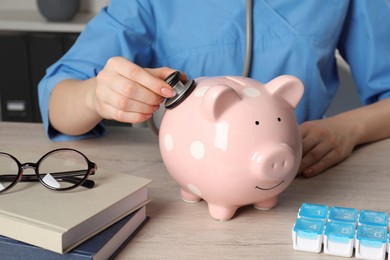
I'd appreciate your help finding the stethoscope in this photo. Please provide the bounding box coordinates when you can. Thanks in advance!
[148,0,253,134]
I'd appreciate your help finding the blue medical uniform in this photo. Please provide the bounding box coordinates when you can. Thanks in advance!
[38,0,390,141]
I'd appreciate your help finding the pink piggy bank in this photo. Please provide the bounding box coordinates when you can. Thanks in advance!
[159,75,304,221]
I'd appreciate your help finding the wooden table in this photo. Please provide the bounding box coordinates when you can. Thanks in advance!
[1,122,389,259]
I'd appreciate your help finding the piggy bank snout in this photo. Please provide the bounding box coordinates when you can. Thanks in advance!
[252,144,296,180]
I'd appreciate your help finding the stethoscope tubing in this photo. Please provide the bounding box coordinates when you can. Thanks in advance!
[242,0,253,77]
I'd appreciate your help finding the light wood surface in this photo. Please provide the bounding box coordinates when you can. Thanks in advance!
[1,122,389,259]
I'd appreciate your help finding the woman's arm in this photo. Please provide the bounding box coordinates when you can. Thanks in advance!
[48,57,175,136]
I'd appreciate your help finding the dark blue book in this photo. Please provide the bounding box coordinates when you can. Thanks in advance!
[0,207,149,260]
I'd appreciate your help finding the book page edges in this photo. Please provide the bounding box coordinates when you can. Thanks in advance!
[95,206,147,260]
[62,189,151,253]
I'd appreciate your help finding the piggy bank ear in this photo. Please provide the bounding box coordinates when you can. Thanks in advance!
[266,75,304,109]
[201,84,242,121]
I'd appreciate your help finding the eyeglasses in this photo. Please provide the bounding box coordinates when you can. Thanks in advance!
[0,148,97,194]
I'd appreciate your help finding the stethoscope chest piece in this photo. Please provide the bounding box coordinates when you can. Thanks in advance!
[164,71,196,109]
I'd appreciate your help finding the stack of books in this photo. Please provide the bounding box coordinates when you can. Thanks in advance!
[0,162,152,259]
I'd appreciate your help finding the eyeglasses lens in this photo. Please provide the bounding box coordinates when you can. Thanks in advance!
[38,150,89,189]
[0,154,19,192]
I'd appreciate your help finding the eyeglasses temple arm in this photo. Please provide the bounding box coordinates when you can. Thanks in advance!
[61,177,95,189]
[0,170,95,189]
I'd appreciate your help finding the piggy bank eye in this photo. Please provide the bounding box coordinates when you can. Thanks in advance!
[255,121,260,125]
[277,117,281,122]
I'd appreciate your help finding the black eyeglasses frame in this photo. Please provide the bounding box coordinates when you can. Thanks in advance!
[0,148,97,194]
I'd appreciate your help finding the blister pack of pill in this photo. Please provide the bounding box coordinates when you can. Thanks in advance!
[292,203,389,259]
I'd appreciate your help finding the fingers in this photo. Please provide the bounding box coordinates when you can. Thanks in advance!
[94,57,181,124]
[97,102,156,123]
[105,70,164,106]
[300,121,334,177]
[299,120,354,178]
[98,87,160,117]
[302,149,345,178]
[300,140,333,177]
[147,67,188,82]
[106,57,174,98]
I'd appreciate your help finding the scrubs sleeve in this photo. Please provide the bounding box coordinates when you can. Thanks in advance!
[38,0,154,141]
[337,0,390,105]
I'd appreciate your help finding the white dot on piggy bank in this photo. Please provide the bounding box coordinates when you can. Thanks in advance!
[194,86,209,97]
[243,87,261,97]
[187,184,202,197]
[190,141,205,159]
[164,134,174,151]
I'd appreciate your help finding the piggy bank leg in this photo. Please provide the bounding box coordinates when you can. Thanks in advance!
[253,196,278,210]
[180,188,202,203]
[208,204,238,221]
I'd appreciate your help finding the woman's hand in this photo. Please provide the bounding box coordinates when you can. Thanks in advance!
[299,117,356,177]
[49,57,184,136]
[92,57,179,123]
[299,99,390,177]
